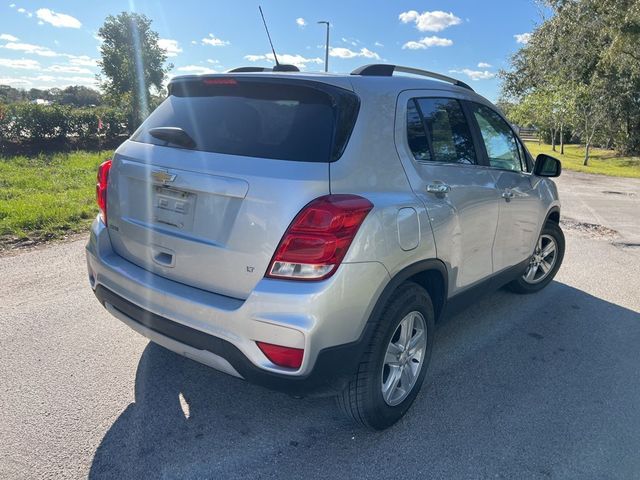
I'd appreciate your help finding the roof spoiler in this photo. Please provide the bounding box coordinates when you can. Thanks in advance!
[227,64,300,73]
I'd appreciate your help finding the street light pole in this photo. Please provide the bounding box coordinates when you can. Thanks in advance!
[317,21,330,72]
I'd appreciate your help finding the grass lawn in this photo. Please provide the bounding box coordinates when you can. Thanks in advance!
[525,142,640,178]
[0,151,110,247]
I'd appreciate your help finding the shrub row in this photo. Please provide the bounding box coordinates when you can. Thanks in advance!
[0,103,130,143]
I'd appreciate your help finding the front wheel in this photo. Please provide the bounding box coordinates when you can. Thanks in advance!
[336,282,435,430]
[507,221,565,294]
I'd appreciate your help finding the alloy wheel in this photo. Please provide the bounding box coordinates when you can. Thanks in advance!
[381,311,427,406]
[523,233,558,284]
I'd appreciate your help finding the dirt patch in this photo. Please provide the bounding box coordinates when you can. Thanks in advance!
[611,241,640,249]
[560,219,619,239]
[602,190,636,197]
[0,231,88,258]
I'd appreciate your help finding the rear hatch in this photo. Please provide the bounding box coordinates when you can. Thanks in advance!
[106,75,359,299]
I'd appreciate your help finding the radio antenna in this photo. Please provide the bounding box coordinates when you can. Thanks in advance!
[258,6,280,67]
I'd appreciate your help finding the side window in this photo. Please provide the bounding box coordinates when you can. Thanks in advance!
[406,99,431,162]
[415,98,477,165]
[471,103,522,171]
[407,98,476,164]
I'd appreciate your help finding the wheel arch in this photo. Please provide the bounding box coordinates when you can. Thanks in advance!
[545,206,561,225]
[368,259,448,326]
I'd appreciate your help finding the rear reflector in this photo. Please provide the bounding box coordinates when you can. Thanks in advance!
[266,194,373,281]
[256,341,304,369]
[96,159,112,225]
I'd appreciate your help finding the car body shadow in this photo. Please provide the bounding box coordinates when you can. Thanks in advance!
[89,281,640,479]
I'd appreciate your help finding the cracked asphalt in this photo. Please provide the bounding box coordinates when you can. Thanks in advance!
[1,170,639,479]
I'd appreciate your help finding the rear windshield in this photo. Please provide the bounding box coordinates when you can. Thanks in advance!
[131,78,360,162]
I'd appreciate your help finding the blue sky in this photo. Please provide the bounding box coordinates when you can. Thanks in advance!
[0,0,546,101]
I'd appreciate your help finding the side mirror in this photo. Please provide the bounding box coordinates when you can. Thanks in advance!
[534,154,561,177]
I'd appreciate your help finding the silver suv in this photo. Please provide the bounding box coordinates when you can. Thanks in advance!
[87,63,564,429]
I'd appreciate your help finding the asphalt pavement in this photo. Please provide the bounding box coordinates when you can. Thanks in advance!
[1,170,639,479]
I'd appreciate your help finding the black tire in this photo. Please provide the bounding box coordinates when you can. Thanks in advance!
[336,282,435,430]
[507,221,565,294]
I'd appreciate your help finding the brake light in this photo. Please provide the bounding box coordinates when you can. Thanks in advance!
[266,194,373,281]
[256,341,304,369]
[96,159,112,225]
[202,77,237,85]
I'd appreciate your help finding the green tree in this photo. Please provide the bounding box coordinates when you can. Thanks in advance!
[500,0,640,158]
[571,83,607,165]
[58,86,102,107]
[509,82,576,154]
[97,12,172,129]
[0,85,26,103]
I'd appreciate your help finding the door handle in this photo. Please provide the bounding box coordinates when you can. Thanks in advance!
[426,183,451,194]
[501,190,515,199]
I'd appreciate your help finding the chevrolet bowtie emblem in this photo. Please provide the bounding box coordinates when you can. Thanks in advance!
[151,170,176,184]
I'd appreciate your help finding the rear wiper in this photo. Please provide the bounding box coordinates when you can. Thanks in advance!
[148,127,197,149]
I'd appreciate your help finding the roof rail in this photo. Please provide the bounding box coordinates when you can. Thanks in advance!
[351,64,474,91]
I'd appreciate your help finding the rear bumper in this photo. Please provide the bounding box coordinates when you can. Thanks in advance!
[86,217,390,395]
[93,285,374,395]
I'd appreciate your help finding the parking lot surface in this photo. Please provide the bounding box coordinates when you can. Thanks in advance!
[1,170,639,479]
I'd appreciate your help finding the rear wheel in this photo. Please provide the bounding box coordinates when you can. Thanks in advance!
[507,221,565,294]
[336,282,435,430]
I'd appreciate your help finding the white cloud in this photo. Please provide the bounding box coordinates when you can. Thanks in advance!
[449,68,495,81]
[67,55,98,67]
[206,59,219,64]
[399,10,461,32]
[202,33,230,46]
[31,75,57,82]
[175,65,217,74]
[0,76,31,87]
[60,76,97,84]
[0,34,19,42]
[0,73,98,89]
[158,38,182,57]
[244,53,323,69]
[341,37,359,47]
[374,41,384,47]
[477,62,492,68]
[0,42,100,69]
[9,4,16,8]
[514,32,532,44]
[0,41,101,72]
[47,76,98,87]
[2,41,57,57]
[17,7,25,13]
[329,47,380,59]
[0,58,41,70]
[296,18,306,27]
[402,36,453,49]
[35,8,82,28]
[46,64,93,74]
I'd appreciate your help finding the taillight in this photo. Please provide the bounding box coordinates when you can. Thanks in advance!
[96,159,112,225]
[256,341,304,369]
[266,194,373,281]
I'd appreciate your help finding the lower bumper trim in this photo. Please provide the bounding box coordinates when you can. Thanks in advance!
[94,285,368,396]
[104,301,243,379]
